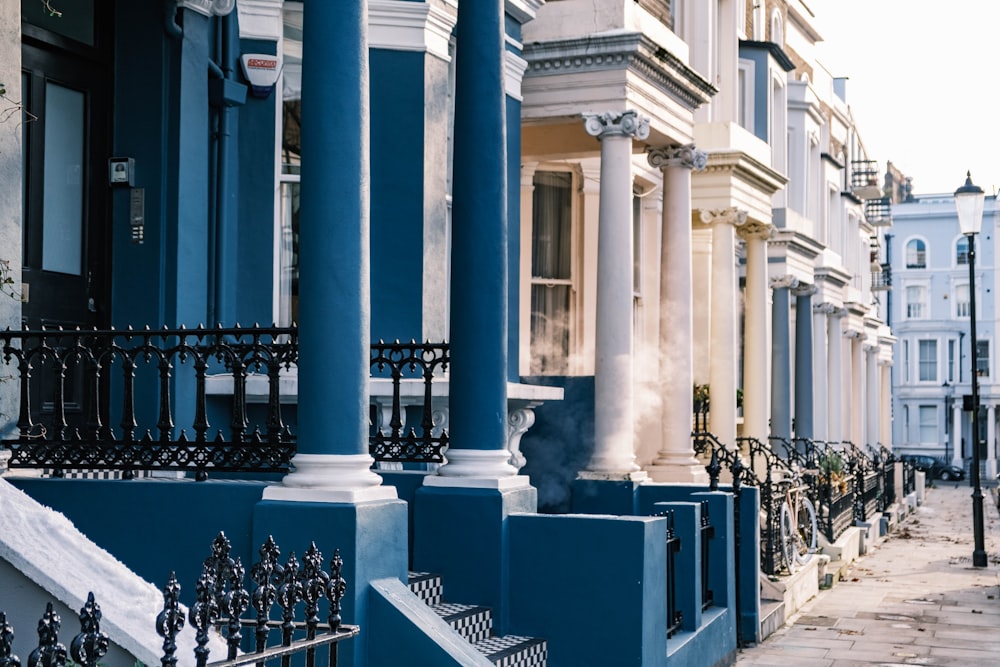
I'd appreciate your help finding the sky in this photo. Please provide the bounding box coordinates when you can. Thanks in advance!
[807,1,1000,196]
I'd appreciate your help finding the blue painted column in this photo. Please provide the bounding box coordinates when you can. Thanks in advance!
[770,277,795,441]
[793,285,816,440]
[255,7,407,667]
[431,0,521,482]
[264,0,391,500]
[414,2,536,635]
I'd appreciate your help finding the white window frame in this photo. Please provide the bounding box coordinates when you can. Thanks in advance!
[737,58,755,132]
[905,237,927,268]
[954,282,970,319]
[917,338,938,383]
[918,405,937,444]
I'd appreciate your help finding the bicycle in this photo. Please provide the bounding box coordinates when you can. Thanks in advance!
[777,464,818,574]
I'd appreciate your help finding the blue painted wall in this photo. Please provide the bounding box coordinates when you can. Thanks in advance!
[507,514,667,666]
[518,376,596,512]
[737,45,770,143]
[369,48,426,342]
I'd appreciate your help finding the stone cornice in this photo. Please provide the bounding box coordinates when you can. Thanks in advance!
[178,0,234,17]
[700,150,787,195]
[523,33,716,111]
[738,40,795,72]
[236,0,281,41]
[506,0,544,24]
[369,0,456,62]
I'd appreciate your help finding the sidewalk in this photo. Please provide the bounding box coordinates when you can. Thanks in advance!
[736,483,1000,666]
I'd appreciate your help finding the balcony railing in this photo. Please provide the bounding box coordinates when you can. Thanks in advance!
[850,160,882,200]
[864,197,892,225]
[0,326,450,478]
[871,263,892,291]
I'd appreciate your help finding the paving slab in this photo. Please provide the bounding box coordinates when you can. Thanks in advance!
[737,483,1000,666]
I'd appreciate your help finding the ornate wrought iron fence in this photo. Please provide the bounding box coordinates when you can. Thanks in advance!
[159,532,358,666]
[0,595,111,667]
[0,325,297,480]
[0,327,451,477]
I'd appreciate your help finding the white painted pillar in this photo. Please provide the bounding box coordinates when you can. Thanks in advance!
[851,334,865,445]
[812,304,833,442]
[881,362,892,446]
[700,207,747,448]
[517,162,537,377]
[865,343,879,447]
[952,402,964,468]
[987,404,997,478]
[827,310,844,443]
[737,220,772,444]
[581,110,649,478]
[645,144,707,482]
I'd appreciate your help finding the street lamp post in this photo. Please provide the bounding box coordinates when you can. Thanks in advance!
[954,171,988,568]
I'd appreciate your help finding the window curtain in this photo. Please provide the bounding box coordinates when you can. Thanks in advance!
[530,172,572,374]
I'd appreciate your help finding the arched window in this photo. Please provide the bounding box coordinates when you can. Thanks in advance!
[956,236,969,265]
[770,8,783,47]
[906,239,926,268]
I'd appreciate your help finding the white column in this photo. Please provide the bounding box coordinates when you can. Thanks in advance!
[880,362,892,446]
[518,162,537,377]
[987,404,997,478]
[952,402,964,468]
[581,110,649,479]
[700,207,747,448]
[737,220,773,443]
[851,333,865,445]
[865,343,879,447]
[827,310,844,443]
[812,304,834,442]
[645,144,708,482]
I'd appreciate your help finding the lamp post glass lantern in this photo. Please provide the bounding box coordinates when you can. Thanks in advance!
[954,171,988,568]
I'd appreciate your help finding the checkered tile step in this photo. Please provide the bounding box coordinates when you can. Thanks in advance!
[430,602,493,644]
[475,636,547,667]
[407,572,547,666]
[407,571,442,606]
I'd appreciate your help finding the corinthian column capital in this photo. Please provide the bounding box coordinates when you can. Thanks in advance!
[770,275,799,290]
[813,302,839,315]
[699,206,747,227]
[792,283,818,297]
[646,144,707,171]
[735,219,773,241]
[582,110,650,140]
[178,0,235,16]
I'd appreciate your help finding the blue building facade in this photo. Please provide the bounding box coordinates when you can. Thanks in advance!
[889,190,999,478]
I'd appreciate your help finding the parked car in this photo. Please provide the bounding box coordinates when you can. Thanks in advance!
[900,454,966,481]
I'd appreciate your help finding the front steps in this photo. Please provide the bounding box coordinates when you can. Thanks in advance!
[408,572,546,667]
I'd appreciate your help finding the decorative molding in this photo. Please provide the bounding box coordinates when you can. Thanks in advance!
[524,33,715,111]
[236,0,282,41]
[369,0,456,62]
[769,275,799,290]
[505,51,529,101]
[646,144,707,171]
[507,408,536,470]
[506,0,545,24]
[791,284,818,298]
[699,207,747,227]
[583,110,650,140]
[178,0,235,17]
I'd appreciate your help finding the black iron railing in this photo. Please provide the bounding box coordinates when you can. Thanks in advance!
[663,509,683,638]
[159,532,358,667]
[699,500,714,611]
[1,595,111,667]
[0,325,298,480]
[0,327,451,478]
